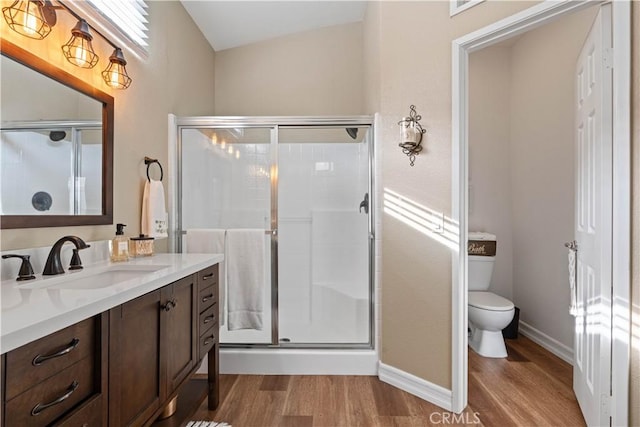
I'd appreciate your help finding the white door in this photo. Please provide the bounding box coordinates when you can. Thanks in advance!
[573,4,613,426]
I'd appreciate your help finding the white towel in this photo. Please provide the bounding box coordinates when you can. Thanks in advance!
[226,229,265,330]
[568,250,577,316]
[142,179,168,238]
[187,229,226,326]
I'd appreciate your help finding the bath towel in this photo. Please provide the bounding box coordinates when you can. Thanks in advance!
[142,179,168,238]
[187,229,226,326]
[226,229,265,330]
[568,250,577,316]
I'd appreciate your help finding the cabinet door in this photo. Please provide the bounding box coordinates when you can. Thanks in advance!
[109,290,163,427]
[161,274,197,397]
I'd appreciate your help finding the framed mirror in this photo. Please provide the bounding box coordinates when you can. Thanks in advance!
[1,40,113,229]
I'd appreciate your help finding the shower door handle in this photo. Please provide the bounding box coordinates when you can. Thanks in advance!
[359,193,369,214]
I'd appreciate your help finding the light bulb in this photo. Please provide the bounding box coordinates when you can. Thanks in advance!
[23,2,37,35]
[110,70,119,86]
[235,150,240,159]
[74,46,88,67]
[211,134,218,145]
[220,140,226,149]
[228,146,233,154]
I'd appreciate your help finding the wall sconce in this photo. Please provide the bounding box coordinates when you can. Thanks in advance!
[2,0,57,40]
[398,105,426,166]
[61,19,99,68]
[2,1,133,89]
[101,48,132,89]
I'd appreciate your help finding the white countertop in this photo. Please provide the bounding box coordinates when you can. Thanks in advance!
[1,253,223,354]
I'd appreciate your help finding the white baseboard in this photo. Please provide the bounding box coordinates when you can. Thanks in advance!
[378,362,452,411]
[518,321,574,365]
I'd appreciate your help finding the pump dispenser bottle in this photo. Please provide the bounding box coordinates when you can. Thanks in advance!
[110,223,129,262]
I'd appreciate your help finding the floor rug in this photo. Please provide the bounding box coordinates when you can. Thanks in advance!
[186,422,231,427]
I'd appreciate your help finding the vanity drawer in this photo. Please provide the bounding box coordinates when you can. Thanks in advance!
[199,326,217,358]
[5,317,96,400]
[52,394,102,427]
[5,356,95,427]
[197,264,218,291]
[199,286,217,312]
[199,303,218,332]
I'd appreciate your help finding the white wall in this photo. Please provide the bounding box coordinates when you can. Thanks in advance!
[469,46,513,301]
[469,7,598,349]
[214,22,363,116]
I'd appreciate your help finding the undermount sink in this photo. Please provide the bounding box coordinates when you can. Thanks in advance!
[19,264,170,290]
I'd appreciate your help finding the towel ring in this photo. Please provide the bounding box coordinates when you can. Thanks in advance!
[144,157,163,182]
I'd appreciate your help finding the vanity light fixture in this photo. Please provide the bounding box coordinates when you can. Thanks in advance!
[398,105,426,166]
[3,1,134,89]
[101,48,132,89]
[62,19,99,68]
[2,0,56,40]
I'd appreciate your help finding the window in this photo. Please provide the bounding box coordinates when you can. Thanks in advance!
[450,0,485,17]
[66,0,149,57]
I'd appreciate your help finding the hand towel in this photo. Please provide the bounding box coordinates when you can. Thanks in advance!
[568,250,577,316]
[142,179,168,238]
[226,229,265,330]
[187,229,226,326]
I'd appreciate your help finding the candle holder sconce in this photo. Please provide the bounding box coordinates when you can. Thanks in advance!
[398,105,426,166]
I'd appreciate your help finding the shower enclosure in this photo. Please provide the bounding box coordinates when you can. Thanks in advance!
[170,116,374,351]
[1,120,102,216]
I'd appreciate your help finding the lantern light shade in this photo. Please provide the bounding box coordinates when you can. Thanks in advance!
[61,19,99,69]
[101,48,132,89]
[2,0,53,40]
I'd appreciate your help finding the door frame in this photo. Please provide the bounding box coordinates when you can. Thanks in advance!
[450,1,631,424]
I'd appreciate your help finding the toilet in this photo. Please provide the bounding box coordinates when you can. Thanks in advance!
[468,232,515,358]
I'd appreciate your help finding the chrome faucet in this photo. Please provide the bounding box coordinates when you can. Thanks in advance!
[43,236,91,276]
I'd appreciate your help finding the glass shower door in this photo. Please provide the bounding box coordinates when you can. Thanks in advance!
[277,126,371,344]
[180,126,273,344]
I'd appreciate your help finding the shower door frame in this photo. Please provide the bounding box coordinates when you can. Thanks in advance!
[169,115,375,350]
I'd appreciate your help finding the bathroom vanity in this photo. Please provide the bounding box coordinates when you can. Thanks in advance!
[0,253,223,426]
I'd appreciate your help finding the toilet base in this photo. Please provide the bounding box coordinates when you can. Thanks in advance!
[469,326,508,358]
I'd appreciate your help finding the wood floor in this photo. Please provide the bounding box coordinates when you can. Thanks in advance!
[189,336,585,426]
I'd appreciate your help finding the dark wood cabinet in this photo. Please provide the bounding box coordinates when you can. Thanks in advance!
[161,274,197,398]
[1,314,108,427]
[108,289,163,427]
[1,263,220,427]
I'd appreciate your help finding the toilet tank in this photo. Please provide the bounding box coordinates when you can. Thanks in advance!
[468,232,496,291]
[468,255,495,290]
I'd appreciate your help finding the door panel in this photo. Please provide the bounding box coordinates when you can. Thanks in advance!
[573,5,613,426]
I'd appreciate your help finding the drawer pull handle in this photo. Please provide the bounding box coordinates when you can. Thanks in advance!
[203,335,215,346]
[202,272,214,280]
[202,294,214,302]
[161,299,177,312]
[203,315,215,324]
[32,338,80,366]
[31,380,79,416]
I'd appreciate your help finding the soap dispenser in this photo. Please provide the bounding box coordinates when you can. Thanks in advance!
[110,223,129,262]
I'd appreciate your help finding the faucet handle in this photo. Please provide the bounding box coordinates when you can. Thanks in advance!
[2,254,36,281]
[69,249,84,271]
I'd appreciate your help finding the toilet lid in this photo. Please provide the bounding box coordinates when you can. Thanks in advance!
[469,291,514,311]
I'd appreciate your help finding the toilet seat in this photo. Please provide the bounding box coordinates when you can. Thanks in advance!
[469,291,514,311]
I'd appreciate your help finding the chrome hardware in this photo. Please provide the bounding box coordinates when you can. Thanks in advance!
[161,299,177,312]
[202,294,214,302]
[202,272,214,280]
[32,338,80,366]
[564,240,578,251]
[31,381,79,416]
